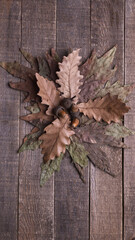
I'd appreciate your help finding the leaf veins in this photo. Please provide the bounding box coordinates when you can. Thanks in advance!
[39,115,75,163]
[56,49,83,103]
[78,93,130,124]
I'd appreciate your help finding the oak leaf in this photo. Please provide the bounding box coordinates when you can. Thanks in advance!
[96,80,135,102]
[79,46,117,102]
[56,49,83,103]
[40,153,63,187]
[105,123,135,139]
[39,115,75,162]
[75,122,126,149]
[45,48,60,81]
[0,61,38,102]
[78,93,130,124]
[20,102,53,129]
[36,73,61,115]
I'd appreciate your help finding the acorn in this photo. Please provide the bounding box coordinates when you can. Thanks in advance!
[71,117,80,128]
[61,98,73,109]
[54,106,67,118]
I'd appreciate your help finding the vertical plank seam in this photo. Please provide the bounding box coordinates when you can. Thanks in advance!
[53,0,57,239]
[17,0,22,239]
[89,1,91,239]
[122,0,126,239]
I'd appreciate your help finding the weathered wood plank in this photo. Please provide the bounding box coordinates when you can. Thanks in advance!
[55,1,90,239]
[18,1,56,240]
[124,1,135,239]
[90,1,124,239]
[0,1,21,239]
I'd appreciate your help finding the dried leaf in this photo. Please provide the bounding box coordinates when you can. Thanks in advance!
[19,48,39,71]
[75,122,126,148]
[78,93,130,124]
[37,57,50,78]
[20,102,53,129]
[45,48,60,81]
[105,123,135,139]
[39,115,75,163]
[85,142,120,177]
[79,46,117,102]
[56,49,83,103]
[73,162,85,183]
[40,153,63,187]
[0,61,38,102]
[18,130,42,152]
[72,135,118,177]
[96,81,135,102]
[68,138,88,167]
[36,73,61,115]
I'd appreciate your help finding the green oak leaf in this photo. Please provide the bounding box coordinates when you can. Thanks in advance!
[18,131,42,152]
[105,123,135,139]
[40,153,63,187]
[68,139,89,168]
[96,81,135,102]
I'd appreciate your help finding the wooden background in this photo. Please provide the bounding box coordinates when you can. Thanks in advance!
[0,0,135,239]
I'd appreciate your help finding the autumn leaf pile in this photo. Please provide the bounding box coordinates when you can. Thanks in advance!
[1,46,135,186]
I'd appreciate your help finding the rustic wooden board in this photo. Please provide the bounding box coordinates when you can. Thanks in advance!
[18,1,56,240]
[125,1,135,239]
[0,1,21,239]
[90,1,124,239]
[54,1,90,239]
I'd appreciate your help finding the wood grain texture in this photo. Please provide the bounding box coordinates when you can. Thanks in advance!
[125,1,135,239]
[0,1,21,239]
[55,1,90,239]
[18,1,56,240]
[90,1,124,239]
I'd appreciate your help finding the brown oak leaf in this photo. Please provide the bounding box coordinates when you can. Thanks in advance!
[79,46,117,102]
[0,61,38,102]
[56,49,83,103]
[39,115,75,163]
[20,102,53,129]
[45,48,60,81]
[77,93,130,124]
[36,73,61,115]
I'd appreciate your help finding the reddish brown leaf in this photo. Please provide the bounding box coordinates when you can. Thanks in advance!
[45,48,60,81]
[39,115,75,163]
[20,102,53,129]
[0,61,38,102]
[78,93,130,124]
